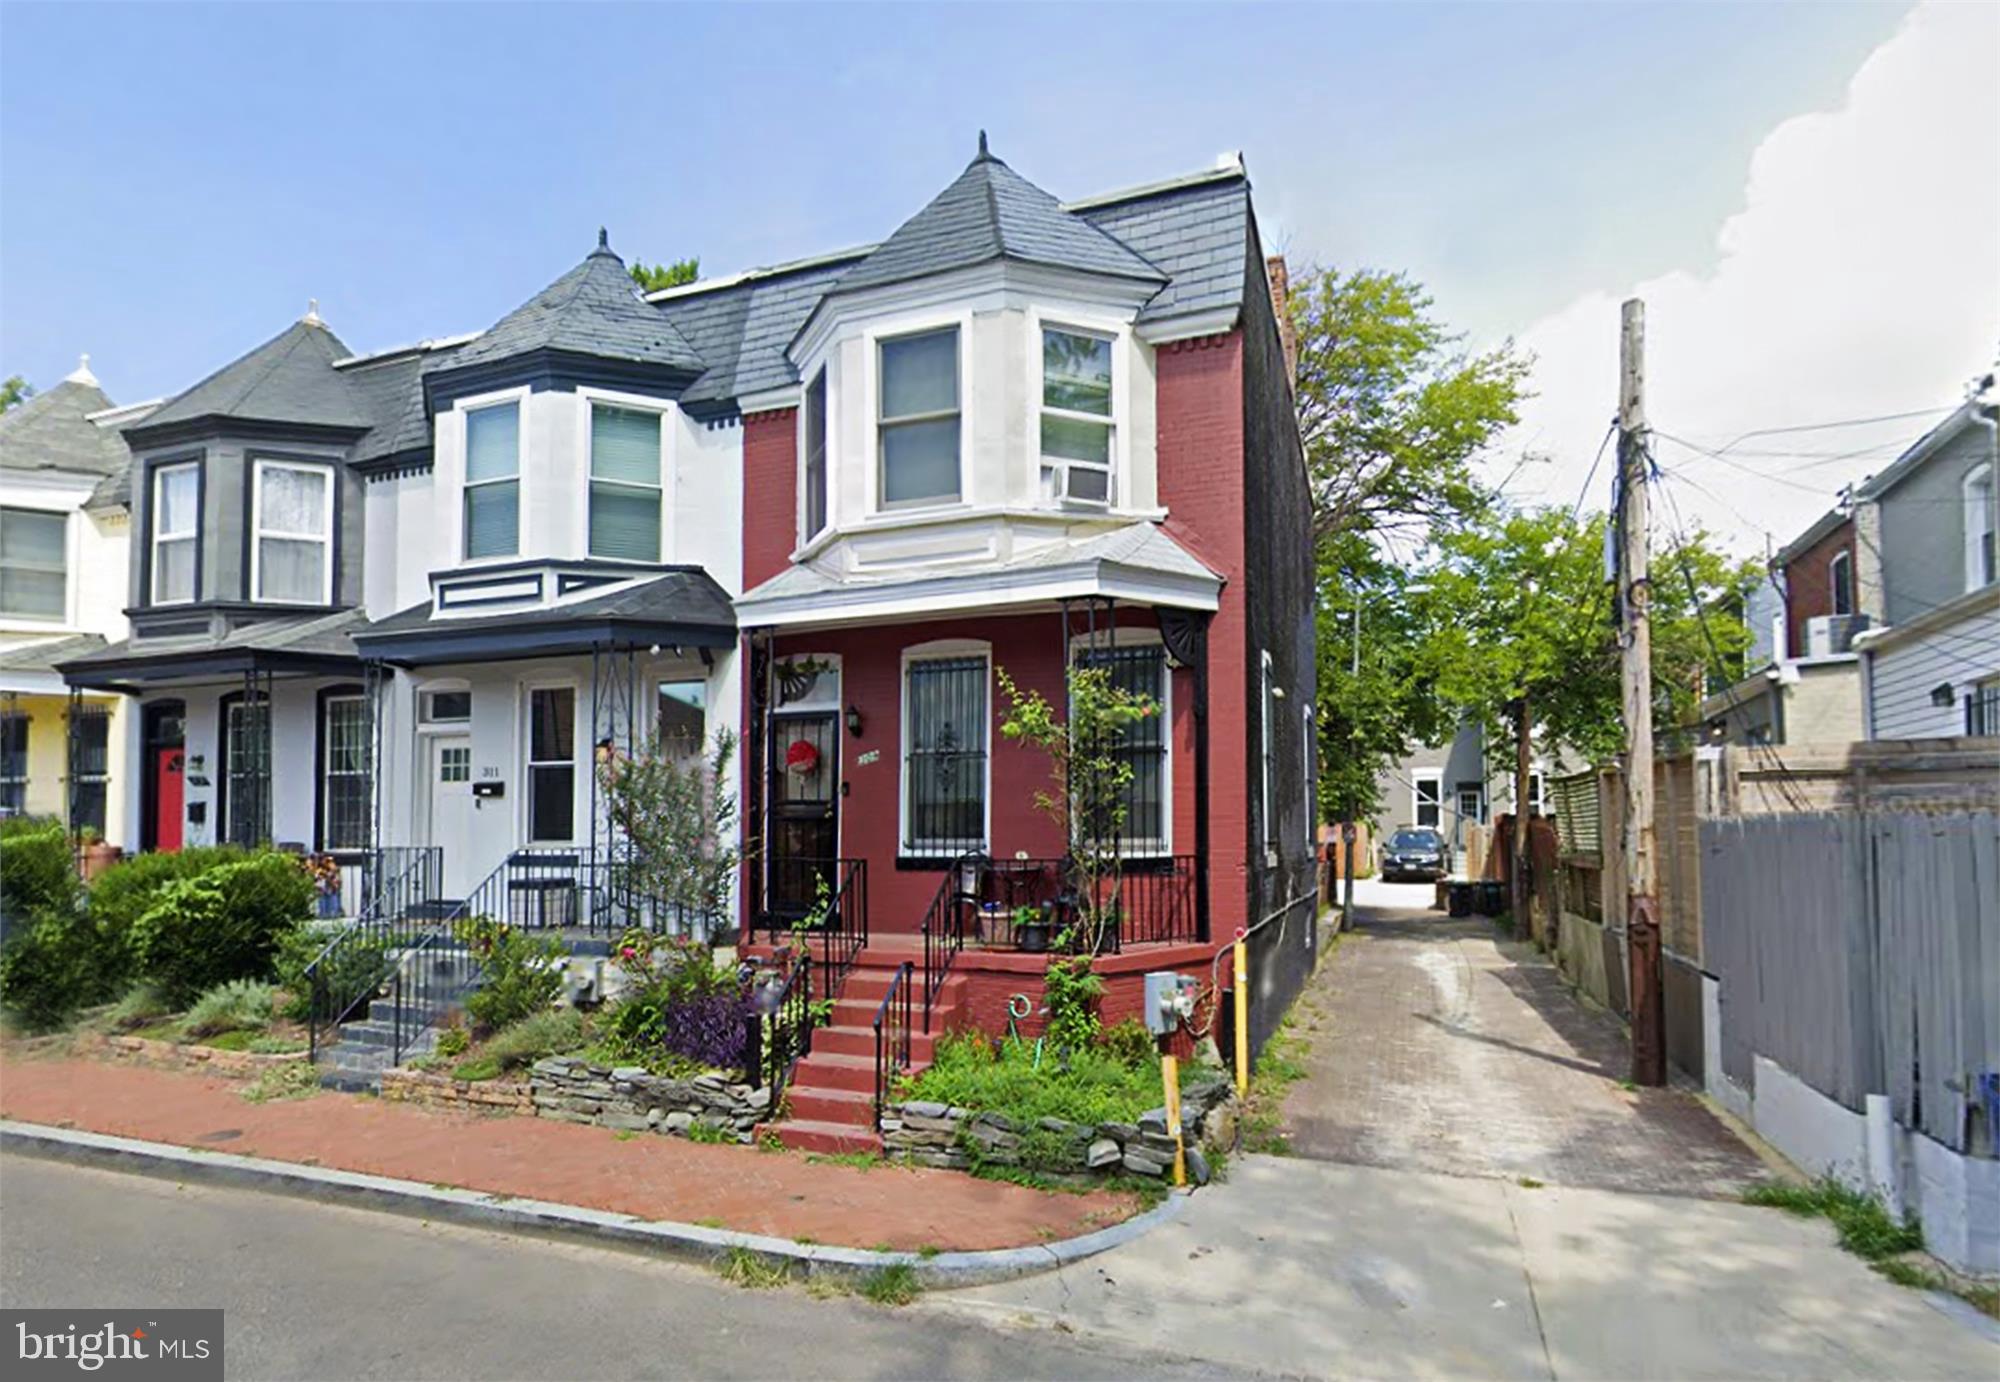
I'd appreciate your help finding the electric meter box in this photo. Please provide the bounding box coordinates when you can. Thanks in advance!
[1143,971,1200,1035]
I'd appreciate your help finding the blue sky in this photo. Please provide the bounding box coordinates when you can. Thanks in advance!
[2,2,1910,419]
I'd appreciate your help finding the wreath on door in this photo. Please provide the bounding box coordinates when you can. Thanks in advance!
[784,739,821,776]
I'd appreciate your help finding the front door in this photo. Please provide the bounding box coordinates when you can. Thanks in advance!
[143,701,186,852]
[768,711,839,923]
[426,735,476,897]
[154,749,185,852]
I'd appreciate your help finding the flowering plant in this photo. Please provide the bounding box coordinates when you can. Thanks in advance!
[301,853,342,894]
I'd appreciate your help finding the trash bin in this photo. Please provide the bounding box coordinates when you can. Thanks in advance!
[1477,881,1505,916]
[1447,882,1473,918]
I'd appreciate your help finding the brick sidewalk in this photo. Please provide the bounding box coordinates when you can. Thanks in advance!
[0,1054,1140,1251]
[1283,909,1766,1198]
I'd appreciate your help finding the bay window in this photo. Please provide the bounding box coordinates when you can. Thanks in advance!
[252,460,333,604]
[527,686,575,842]
[151,462,199,604]
[878,327,960,507]
[464,401,520,559]
[902,654,987,854]
[1040,327,1114,505]
[0,507,67,620]
[802,370,828,541]
[589,404,662,561]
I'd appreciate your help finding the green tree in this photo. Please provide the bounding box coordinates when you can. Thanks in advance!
[0,376,34,412]
[595,728,742,924]
[629,257,700,292]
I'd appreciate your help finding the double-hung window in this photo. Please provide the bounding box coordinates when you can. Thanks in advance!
[0,507,67,620]
[1829,551,1853,617]
[527,687,575,842]
[252,461,333,604]
[464,402,520,559]
[321,692,370,851]
[1966,464,1995,593]
[1074,643,1168,854]
[902,655,987,855]
[151,463,199,604]
[589,404,663,561]
[1040,327,1114,505]
[878,327,960,507]
[1413,773,1442,830]
[802,370,828,541]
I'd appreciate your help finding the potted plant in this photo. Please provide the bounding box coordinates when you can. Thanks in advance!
[1016,903,1050,954]
[304,853,343,919]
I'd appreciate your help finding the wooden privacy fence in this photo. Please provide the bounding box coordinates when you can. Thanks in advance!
[1701,810,2000,1154]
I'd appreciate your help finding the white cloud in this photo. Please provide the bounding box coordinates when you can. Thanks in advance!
[1503,0,1999,554]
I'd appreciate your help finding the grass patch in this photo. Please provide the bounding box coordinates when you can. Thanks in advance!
[898,1031,1162,1127]
[1742,1178,1923,1260]
[613,1129,639,1142]
[478,1008,588,1072]
[965,1159,1168,1208]
[805,1150,882,1171]
[240,1060,318,1104]
[859,1263,921,1306]
[684,1119,738,1145]
[714,1246,790,1290]
[1517,1177,1544,1189]
[449,1055,503,1083]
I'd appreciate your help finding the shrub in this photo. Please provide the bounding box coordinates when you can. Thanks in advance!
[433,1026,470,1060]
[479,1007,587,1071]
[451,1055,503,1082]
[457,917,567,1033]
[107,981,173,1031]
[272,926,392,1023]
[603,930,749,1071]
[180,979,280,1039]
[129,854,313,1005]
[1043,953,1103,1054]
[0,907,102,1032]
[0,819,79,920]
[900,1031,1161,1127]
[88,846,245,978]
[1097,1017,1156,1070]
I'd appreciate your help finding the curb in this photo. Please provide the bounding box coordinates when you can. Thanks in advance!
[0,1120,1186,1288]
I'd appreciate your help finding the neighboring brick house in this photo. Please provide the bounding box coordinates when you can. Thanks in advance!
[50,141,1317,1135]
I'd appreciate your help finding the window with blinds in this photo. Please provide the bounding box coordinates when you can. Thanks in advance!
[253,461,332,604]
[464,402,520,559]
[878,328,960,507]
[589,404,662,561]
[0,508,67,619]
[151,463,199,604]
[902,655,987,855]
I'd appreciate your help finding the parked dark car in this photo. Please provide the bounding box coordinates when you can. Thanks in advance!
[1380,827,1450,882]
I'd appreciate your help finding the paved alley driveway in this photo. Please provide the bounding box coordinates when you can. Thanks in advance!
[1287,896,1765,1197]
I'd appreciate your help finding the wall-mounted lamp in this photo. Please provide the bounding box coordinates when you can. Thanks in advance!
[1930,682,1957,708]
[845,704,864,738]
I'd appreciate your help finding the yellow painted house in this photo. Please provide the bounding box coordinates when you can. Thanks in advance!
[0,358,156,846]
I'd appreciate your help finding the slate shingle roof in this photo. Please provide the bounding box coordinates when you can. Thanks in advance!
[656,252,867,407]
[444,237,704,375]
[136,319,372,434]
[0,633,108,674]
[1074,171,1251,327]
[0,377,127,476]
[355,569,737,659]
[58,608,369,676]
[829,142,1166,297]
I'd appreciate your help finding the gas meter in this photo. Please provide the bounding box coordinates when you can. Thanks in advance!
[1143,971,1200,1036]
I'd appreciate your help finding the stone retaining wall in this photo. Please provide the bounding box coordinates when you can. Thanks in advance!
[527,1056,770,1142]
[72,1033,310,1081]
[379,1068,534,1114]
[883,1075,1238,1178]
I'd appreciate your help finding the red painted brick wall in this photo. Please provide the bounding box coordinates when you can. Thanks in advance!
[955,966,1204,1061]
[742,409,797,591]
[1782,518,1855,659]
[1155,331,1249,939]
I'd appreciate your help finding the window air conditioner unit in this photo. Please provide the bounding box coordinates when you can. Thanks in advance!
[1805,613,1869,657]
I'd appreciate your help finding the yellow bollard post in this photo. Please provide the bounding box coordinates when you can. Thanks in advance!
[1233,937,1250,1099]
[1162,1050,1187,1187]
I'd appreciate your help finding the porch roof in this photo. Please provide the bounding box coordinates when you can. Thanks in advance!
[734,522,1222,630]
[353,568,736,665]
[0,634,110,696]
[55,610,367,692]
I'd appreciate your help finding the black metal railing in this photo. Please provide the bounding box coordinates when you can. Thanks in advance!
[811,858,868,1004]
[454,845,726,939]
[305,845,443,1060]
[746,951,815,1110]
[873,960,913,1130]
[939,854,1201,958]
[752,856,869,947]
[919,855,977,1032]
[391,927,479,1066]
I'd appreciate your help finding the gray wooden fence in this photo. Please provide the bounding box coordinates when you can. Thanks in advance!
[1701,810,2000,1153]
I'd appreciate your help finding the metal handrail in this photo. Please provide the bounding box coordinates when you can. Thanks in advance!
[750,951,815,1110]
[390,927,476,1067]
[872,960,913,1130]
[919,854,978,1033]
[305,845,442,1060]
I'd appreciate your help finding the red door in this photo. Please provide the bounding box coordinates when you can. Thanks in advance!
[154,749,184,852]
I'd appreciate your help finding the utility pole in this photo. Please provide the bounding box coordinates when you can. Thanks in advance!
[1619,297,1665,1087]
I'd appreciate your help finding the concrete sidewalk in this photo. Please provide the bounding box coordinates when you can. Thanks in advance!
[931,1155,2000,1380]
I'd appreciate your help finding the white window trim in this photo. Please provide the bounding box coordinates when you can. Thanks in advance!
[1828,550,1853,617]
[866,310,974,518]
[1965,462,1995,594]
[1412,770,1444,829]
[321,690,369,852]
[456,388,529,565]
[1454,784,1485,826]
[898,638,992,858]
[1069,629,1172,857]
[150,462,200,606]
[797,366,833,551]
[0,503,73,624]
[522,680,580,845]
[416,678,473,730]
[577,386,672,563]
[1030,310,1128,511]
[250,459,334,606]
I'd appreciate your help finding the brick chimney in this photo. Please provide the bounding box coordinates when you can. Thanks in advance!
[1266,255,1297,388]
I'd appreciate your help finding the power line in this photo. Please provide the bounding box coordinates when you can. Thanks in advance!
[1691,404,1961,454]
[1570,419,1618,523]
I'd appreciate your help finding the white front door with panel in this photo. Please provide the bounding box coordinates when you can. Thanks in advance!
[427,735,476,896]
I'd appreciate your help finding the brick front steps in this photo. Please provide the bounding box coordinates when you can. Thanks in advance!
[764,937,967,1154]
